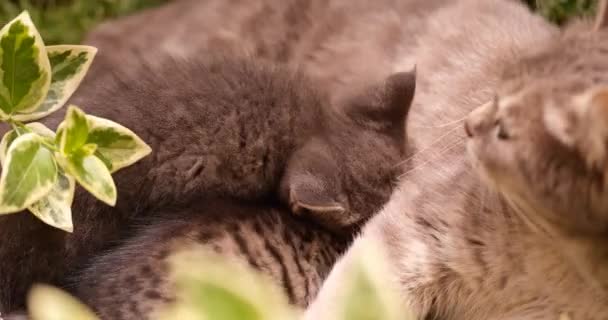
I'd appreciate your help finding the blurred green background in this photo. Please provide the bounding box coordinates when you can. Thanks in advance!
[0,0,600,45]
[0,0,167,44]
[525,0,596,24]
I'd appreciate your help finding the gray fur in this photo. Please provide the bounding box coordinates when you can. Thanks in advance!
[0,55,414,313]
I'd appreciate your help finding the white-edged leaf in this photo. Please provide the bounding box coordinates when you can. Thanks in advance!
[59,105,88,155]
[0,11,51,116]
[86,115,151,173]
[28,169,75,232]
[0,122,54,166]
[13,45,97,121]
[0,133,57,214]
[28,284,99,320]
[58,152,116,206]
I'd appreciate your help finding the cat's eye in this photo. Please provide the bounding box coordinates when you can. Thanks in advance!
[495,119,509,140]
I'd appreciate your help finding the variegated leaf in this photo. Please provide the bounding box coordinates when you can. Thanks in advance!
[0,133,57,214]
[13,45,97,121]
[0,122,54,166]
[59,105,88,155]
[57,152,116,206]
[0,11,50,117]
[86,115,151,173]
[28,169,75,232]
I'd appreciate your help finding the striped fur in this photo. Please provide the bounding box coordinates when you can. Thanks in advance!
[70,200,347,319]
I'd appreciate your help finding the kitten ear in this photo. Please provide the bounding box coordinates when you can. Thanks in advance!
[577,86,608,168]
[340,68,415,135]
[543,100,579,148]
[381,68,417,121]
[288,177,346,217]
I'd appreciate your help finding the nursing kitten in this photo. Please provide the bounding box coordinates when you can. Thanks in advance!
[0,56,414,313]
[307,1,608,319]
[70,200,346,319]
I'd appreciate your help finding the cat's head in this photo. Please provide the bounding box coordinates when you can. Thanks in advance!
[465,75,608,235]
[280,70,416,232]
[464,15,608,236]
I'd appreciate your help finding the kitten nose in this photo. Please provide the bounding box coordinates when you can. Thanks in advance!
[465,99,497,138]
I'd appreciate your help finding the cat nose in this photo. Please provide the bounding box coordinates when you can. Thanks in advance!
[465,100,496,137]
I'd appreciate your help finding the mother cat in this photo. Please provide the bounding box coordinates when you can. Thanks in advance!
[307,1,608,319]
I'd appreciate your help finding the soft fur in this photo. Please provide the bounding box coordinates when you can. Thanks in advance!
[71,200,346,319]
[0,55,414,313]
[307,1,608,319]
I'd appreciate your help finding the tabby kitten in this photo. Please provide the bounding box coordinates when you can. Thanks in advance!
[70,200,346,319]
[306,1,608,319]
[0,56,415,313]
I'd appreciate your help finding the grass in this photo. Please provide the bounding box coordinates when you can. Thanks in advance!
[0,0,166,45]
[525,0,597,24]
[0,1,599,45]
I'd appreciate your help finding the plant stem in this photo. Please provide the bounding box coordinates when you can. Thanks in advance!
[6,119,59,151]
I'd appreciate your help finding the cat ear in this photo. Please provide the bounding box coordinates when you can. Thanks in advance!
[285,173,346,217]
[577,86,608,168]
[381,68,417,121]
[341,68,416,131]
[543,100,580,148]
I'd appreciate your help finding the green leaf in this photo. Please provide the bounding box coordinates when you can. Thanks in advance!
[0,122,54,166]
[0,133,57,214]
[338,240,413,320]
[28,284,99,320]
[28,169,75,232]
[0,11,51,116]
[58,152,116,206]
[86,115,151,173]
[190,283,262,320]
[159,250,295,320]
[12,45,97,121]
[59,105,88,155]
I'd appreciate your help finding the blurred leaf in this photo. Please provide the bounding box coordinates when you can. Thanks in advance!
[28,284,99,320]
[338,240,416,320]
[160,249,297,320]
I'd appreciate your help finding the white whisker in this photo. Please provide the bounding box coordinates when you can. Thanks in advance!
[398,140,465,178]
[409,115,468,129]
[394,124,466,168]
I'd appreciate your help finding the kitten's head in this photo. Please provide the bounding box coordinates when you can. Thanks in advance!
[280,71,416,232]
[466,75,608,235]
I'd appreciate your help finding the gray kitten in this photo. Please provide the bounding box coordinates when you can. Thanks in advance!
[0,55,415,313]
[307,1,608,319]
